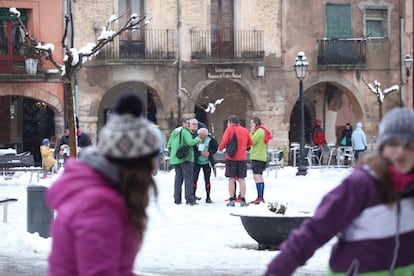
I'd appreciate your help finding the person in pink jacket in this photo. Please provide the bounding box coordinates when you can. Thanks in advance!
[47,94,161,276]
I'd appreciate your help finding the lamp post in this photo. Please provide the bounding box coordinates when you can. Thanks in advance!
[404,55,413,108]
[294,51,309,176]
[404,54,413,77]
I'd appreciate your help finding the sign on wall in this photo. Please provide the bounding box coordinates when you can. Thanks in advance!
[207,65,241,79]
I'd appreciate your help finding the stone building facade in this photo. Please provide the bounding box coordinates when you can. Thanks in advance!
[72,0,413,149]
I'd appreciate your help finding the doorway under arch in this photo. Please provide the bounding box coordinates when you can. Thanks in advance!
[289,80,364,149]
[193,80,252,142]
[0,95,56,166]
[289,100,313,146]
[97,82,160,132]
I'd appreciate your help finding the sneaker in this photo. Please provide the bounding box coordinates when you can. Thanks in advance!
[206,198,213,204]
[186,201,198,206]
[250,198,265,205]
[226,200,235,207]
[240,201,249,207]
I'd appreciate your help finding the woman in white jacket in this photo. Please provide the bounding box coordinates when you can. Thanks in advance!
[351,122,368,160]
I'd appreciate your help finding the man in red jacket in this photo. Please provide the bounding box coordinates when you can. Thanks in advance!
[219,115,253,207]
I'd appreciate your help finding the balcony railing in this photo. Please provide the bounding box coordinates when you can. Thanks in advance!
[97,29,177,61]
[317,38,366,66]
[191,29,264,60]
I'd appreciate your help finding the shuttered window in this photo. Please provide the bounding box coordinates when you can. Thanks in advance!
[365,9,387,38]
[210,0,234,57]
[118,0,145,58]
[326,4,351,39]
[118,0,144,41]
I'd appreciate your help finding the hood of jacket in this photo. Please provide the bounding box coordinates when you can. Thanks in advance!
[47,147,120,210]
[356,122,363,129]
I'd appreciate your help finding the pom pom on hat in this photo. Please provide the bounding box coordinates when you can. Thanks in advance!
[98,94,161,161]
[377,107,414,151]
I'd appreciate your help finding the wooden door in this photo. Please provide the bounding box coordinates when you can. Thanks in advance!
[211,0,234,57]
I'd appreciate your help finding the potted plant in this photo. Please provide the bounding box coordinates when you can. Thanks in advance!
[19,37,41,75]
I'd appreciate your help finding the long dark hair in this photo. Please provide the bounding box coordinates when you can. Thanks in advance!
[361,152,396,203]
[110,156,158,236]
[106,93,159,236]
[252,117,261,127]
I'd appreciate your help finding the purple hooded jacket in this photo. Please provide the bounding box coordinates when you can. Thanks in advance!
[266,165,414,275]
[47,150,140,276]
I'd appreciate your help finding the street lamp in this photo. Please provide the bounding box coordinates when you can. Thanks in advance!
[404,54,413,77]
[294,51,309,176]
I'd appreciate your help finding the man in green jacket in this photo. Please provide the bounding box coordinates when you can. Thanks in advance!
[167,118,201,205]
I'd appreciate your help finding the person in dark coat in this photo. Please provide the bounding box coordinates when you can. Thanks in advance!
[54,117,92,160]
[340,123,353,146]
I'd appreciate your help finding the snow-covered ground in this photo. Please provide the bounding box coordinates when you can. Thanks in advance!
[0,165,352,275]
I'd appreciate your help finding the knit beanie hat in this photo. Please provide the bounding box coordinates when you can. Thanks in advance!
[98,94,161,163]
[376,107,414,151]
[42,138,50,145]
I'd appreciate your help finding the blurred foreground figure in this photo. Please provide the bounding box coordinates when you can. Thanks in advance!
[47,94,161,276]
[266,108,414,276]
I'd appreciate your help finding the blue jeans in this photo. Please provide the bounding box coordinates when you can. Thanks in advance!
[174,161,195,204]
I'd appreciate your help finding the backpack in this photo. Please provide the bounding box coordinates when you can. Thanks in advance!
[176,129,189,159]
[226,133,238,157]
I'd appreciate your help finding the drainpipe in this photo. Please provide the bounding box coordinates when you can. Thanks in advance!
[400,16,405,107]
[177,0,182,121]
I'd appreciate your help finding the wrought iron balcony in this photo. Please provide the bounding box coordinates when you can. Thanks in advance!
[191,29,264,61]
[317,38,366,66]
[97,29,177,62]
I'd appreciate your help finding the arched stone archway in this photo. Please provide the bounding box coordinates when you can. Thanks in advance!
[289,98,314,146]
[0,86,63,165]
[289,75,366,151]
[96,81,162,132]
[192,79,253,141]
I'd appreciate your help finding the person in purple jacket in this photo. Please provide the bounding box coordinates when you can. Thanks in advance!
[47,94,161,276]
[266,107,414,276]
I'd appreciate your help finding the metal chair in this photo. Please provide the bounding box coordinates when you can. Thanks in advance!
[307,146,322,166]
[160,150,170,171]
[327,144,337,166]
[289,142,300,166]
[267,150,284,177]
[337,146,354,166]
